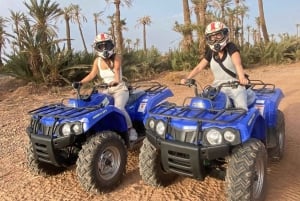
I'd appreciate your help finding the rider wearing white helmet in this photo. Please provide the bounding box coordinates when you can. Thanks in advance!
[205,21,229,52]
[93,33,115,59]
[181,21,252,110]
[75,33,138,141]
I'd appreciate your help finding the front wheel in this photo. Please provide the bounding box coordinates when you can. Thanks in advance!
[226,139,267,201]
[139,137,177,187]
[76,131,127,194]
[269,110,285,161]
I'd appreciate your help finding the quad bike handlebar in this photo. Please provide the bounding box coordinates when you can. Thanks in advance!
[177,79,241,99]
[72,82,119,101]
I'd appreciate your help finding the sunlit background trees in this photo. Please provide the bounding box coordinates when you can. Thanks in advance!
[1,0,300,85]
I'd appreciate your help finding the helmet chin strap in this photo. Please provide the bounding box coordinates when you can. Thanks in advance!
[103,50,109,58]
[213,44,221,52]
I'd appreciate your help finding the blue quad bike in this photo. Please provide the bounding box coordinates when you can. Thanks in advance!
[139,79,285,201]
[26,81,173,194]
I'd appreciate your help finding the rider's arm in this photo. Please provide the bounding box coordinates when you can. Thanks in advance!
[112,54,122,83]
[80,58,99,84]
[181,58,209,84]
[231,51,248,85]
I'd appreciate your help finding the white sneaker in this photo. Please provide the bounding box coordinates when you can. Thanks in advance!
[129,128,138,141]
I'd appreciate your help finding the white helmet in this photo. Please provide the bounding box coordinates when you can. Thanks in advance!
[205,21,229,52]
[93,33,115,59]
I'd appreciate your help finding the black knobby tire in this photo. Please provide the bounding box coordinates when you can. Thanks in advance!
[226,139,267,201]
[26,142,64,176]
[269,110,285,161]
[139,138,177,187]
[76,131,127,194]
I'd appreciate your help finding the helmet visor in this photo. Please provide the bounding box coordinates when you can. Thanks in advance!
[95,41,114,52]
[206,30,227,45]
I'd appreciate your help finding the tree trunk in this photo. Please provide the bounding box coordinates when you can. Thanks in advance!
[114,1,123,55]
[78,23,87,53]
[182,0,193,52]
[258,0,269,43]
[143,24,147,52]
[65,15,72,51]
[198,0,207,57]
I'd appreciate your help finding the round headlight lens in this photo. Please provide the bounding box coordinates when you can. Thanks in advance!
[148,119,155,129]
[72,124,81,135]
[224,130,236,142]
[206,129,222,145]
[156,121,166,136]
[61,123,71,136]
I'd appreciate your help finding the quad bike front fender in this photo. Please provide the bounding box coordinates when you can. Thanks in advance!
[82,105,128,133]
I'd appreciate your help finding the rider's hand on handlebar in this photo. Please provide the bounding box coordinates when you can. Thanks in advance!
[180,79,187,85]
[72,82,82,89]
[108,81,119,87]
[239,76,249,86]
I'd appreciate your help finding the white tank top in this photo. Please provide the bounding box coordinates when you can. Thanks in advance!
[97,57,122,84]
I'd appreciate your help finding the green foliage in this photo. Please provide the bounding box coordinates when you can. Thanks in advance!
[240,36,300,67]
[168,42,201,71]
[122,47,172,81]
[2,52,33,81]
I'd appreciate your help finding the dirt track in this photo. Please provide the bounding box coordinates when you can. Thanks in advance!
[1,63,300,201]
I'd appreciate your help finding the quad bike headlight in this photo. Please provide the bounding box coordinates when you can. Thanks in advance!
[72,123,82,135]
[61,123,71,136]
[155,120,166,136]
[205,128,223,145]
[203,128,240,146]
[224,130,236,142]
[148,118,156,130]
[59,122,83,136]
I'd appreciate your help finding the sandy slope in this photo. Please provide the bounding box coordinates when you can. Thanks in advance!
[1,63,300,201]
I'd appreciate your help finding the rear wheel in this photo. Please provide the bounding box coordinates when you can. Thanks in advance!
[226,139,267,201]
[76,131,127,194]
[269,110,285,161]
[139,138,177,187]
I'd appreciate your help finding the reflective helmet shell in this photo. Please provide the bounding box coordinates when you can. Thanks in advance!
[93,33,115,59]
[205,22,229,52]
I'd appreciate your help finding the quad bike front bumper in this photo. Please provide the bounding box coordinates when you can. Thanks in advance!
[146,130,230,180]
[26,126,76,167]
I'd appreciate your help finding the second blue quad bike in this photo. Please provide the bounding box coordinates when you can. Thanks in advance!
[25,81,173,194]
[139,79,285,201]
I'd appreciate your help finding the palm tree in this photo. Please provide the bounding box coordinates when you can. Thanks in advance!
[226,8,235,41]
[107,15,116,43]
[191,0,207,56]
[24,0,61,53]
[93,11,105,36]
[0,17,11,66]
[211,0,232,20]
[258,0,269,43]
[255,16,261,43]
[246,25,251,45]
[181,0,193,52]
[125,38,132,52]
[136,16,152,52]
[237,5,249,46]
[61,5,73,51]
[8,11,26,52]
[69,4,88,53]
[23,0,61,80]
[134,38,140,50]
[233,0,244,44]
[296,24,300,38]
[105,0,133,54]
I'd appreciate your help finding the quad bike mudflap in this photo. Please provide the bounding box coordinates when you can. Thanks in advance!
[25,81,173,194]
[139,79,285,201]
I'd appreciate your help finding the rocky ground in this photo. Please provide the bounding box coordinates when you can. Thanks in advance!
[1,63,300,201]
